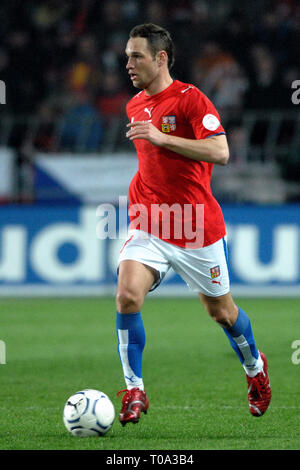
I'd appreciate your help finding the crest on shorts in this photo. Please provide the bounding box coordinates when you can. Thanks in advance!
[210,265,220,279]
[161,115,176,132]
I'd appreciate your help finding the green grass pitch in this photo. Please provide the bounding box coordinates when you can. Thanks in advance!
[0,296,299,450]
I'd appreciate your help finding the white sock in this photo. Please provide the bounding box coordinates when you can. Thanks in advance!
[243,353,264,378]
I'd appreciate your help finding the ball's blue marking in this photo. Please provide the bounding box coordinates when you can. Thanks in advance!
[92,398,110,429]
[90,428,104,436]
[96,420,109,430]
[82,397,90,415]
[92,398,98,415]
[66,417,80,424]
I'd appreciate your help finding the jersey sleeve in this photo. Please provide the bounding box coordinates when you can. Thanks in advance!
[182,88,226,140]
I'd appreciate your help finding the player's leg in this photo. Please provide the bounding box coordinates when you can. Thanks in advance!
[116,259,158,426]
[199,291,262,373]
[169,236,271,416]
[199,291,271,416]
[173,236,262,374]
[115,230,171,425]
[116,259,158,391]
[117,259,156,313]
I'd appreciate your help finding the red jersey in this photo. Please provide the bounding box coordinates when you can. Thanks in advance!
[126,79,226,248]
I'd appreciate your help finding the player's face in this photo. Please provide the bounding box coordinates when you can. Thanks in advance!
[125,37,160,90]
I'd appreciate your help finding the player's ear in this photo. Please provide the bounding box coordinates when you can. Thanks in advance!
[157,51,167,67]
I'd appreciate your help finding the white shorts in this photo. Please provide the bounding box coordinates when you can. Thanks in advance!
[118,230,230,297]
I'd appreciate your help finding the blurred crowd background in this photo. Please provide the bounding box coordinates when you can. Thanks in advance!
[0,0,299,203]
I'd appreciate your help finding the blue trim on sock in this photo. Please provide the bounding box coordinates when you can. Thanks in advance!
[117,311,143,333]
[116,311,145,378]
[227,307,250,338]
[223,307,259,364]
[223,328,244,363]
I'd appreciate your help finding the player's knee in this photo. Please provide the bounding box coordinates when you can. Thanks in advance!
[206,305,236,328]
[200,294,238,328]
[116,288,143,313]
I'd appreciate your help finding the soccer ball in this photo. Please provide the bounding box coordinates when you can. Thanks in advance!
[63,389,115,437]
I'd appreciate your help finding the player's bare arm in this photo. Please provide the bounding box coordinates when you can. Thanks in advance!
[126,121,230,165]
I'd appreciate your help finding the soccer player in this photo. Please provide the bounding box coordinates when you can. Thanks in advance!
[116,23,271,426]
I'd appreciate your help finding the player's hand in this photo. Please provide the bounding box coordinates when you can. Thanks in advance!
[126,121,167,147]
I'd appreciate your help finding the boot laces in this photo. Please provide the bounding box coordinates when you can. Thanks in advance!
[250,371,267,398]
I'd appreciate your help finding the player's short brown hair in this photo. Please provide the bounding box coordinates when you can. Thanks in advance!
[129,23,175,70]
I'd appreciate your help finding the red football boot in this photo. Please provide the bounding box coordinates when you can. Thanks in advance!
[246,351,271,417]
[117,388,149,426]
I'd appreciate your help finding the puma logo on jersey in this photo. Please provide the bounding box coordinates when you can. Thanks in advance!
[144,107,154,119]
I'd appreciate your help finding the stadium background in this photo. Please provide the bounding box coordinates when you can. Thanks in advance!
[0,0,299,297]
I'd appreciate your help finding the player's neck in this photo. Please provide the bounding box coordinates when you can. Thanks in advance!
[144,73,173,97]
